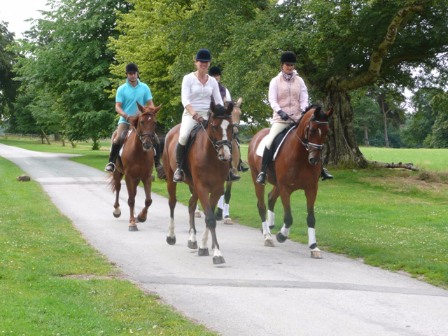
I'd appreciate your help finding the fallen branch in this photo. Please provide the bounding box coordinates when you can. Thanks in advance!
[368,160,421,171]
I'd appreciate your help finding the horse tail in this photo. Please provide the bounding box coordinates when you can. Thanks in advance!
[107,173,116,193]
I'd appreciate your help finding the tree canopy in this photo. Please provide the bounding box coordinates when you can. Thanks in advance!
[0,21,18,122]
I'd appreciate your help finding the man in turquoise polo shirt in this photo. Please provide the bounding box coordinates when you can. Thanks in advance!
[105,63,165,178]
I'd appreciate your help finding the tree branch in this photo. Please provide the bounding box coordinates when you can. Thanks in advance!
[368,160,421,171]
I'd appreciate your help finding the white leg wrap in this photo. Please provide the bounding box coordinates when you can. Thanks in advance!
[168,218,175,237]
[280,224,290,237]
[223,203,230,218]
[213,247,223,258]
[262,221,270,235]
[308,228,316,247]
[267,210,275,227]
[201,228,209,249]
[189,228,197,243]
[218,195,224,210]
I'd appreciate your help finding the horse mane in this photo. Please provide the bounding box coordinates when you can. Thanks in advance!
[212,104,232,118]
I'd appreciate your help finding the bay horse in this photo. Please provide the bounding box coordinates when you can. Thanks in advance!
[109,102,162,231]
[163,102,234,264]
[247,104,333,258]
[215,97,243,224]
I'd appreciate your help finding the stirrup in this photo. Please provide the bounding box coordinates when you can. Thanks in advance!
[105,162,115,173]
[173,168,184,183]
[256,172,267,185]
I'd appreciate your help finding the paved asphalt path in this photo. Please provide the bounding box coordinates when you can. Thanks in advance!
[1,143,447,336]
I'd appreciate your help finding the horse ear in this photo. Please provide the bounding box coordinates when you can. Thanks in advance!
[313,105,322,118]
[136,102,144,113]
[227,102,234,115]
[153,104,162,115]
[326,106,334,119]
[235,97,242,107]
[210,101,216,112]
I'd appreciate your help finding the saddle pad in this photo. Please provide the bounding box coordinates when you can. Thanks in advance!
[256,126,296,160]
[119,130,133,157]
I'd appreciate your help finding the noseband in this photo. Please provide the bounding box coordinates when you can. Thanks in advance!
[133,112,156,147]
[200,115,233,153]
[294,117,329,152]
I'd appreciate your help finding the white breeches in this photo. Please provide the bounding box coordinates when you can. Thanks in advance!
[178,110,209,146]
[265,123,289,149]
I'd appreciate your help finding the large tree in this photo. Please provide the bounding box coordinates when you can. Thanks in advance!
[13,0,132,148]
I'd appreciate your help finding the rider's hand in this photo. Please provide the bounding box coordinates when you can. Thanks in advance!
[193,113,205,124]
[277,110,290,121]
[124,114,130,122]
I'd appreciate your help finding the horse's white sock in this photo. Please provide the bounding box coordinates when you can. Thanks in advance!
[267,210,275,227]
[218,195,224,210]
[262,221,270,235]
[308,228,316,247]
[223,203,230,217]
[280,224,290,237]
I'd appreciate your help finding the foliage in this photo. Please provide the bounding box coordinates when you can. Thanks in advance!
[0,21,19,121]
[11,0,132,148]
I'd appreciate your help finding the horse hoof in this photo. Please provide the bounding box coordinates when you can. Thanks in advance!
[195,211,201,218]
[129,225,138,232]
[137,215,146,223]
[188,240,198,249]
[113,209,121,218]
[213,256,226,264]
[223,217,233,225]
[311,250,322,259]
[264,239,275,247]
[276,232,287,243]
[215,211,222,220]
[198,248,209,256]
[166,236,176,245]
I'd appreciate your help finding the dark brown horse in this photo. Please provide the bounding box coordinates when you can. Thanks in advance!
[215,97,243,224]
[163,102,234,264]
[247,104,333,258]
[109,103,162,231]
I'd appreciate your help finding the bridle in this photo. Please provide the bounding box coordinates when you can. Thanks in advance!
[293,114,329,153]
[200,115,233,153]
[132,112,157,148]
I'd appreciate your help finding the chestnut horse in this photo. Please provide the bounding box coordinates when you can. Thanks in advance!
[247,104,333,258]
[163,102,234,264]
[215,97,243,224]
[110,103,162,231]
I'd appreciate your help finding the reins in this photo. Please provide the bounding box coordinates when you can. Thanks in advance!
[200,115,233,153]
[132,112,157,147]
[291,112,329,153]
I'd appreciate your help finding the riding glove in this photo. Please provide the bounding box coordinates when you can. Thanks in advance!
[277,110,290,121]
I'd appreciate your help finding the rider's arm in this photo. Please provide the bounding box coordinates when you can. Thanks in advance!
[115,102,130,122]
[268,77,281,113]
[211,77,224,106]
[298,77,309,113]
[146,99,155,108]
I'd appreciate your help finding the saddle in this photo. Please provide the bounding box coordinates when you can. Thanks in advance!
[256,124,296,160]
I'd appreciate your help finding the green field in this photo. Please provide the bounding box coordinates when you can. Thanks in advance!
[1,138,447,292]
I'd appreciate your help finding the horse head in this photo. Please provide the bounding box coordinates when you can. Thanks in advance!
[209,101,234,162]
[300,103,333,165]
[224,97,243,139]
[132,102,162,151]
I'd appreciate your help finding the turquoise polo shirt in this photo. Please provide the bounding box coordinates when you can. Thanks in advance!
[116,78,152,124]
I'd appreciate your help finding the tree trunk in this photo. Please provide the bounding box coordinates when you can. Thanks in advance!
[363,125,370,146]
[383,112,389,148]
[54,131,62,141]
[41,127,51,145]
[323,90,368,167]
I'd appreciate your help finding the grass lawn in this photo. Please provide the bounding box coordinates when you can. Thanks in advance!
[0,154,217,335]
[1,138,448,290]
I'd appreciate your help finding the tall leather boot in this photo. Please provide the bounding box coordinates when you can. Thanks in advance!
[173,143,186,183]
[227,164,241,182]
[256,147,271,185]
[105,143,121,173]
[153,141,166,179]
[321,167,334,181]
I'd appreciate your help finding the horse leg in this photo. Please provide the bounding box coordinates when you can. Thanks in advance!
[215,191,224,220]
[125,178,138,231]
[137,176,152,223]
[166,178,177,245]
[253,180,273,247]
[112,170,123,218]
[209,190,225,264]
[276,191,293,244]
[187,192,198,249]
[267,186,280,230]
[305,187,322,259]
[223,181,233,225]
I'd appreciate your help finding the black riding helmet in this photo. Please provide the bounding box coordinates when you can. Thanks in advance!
[209,66,221,76]
[125,63,139,73]
[280,51,297,64]
[196,49,212,62]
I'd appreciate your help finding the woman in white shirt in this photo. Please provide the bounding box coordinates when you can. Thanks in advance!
[173,49,226,182]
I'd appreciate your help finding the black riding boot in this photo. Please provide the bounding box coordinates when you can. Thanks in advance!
[153,141,166,179]
[238,158,249,172]
[105,143,121,173]
[227,164,241,182]
[256,147,271,185]
[321,167,334,181]
[173,143,186,183]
